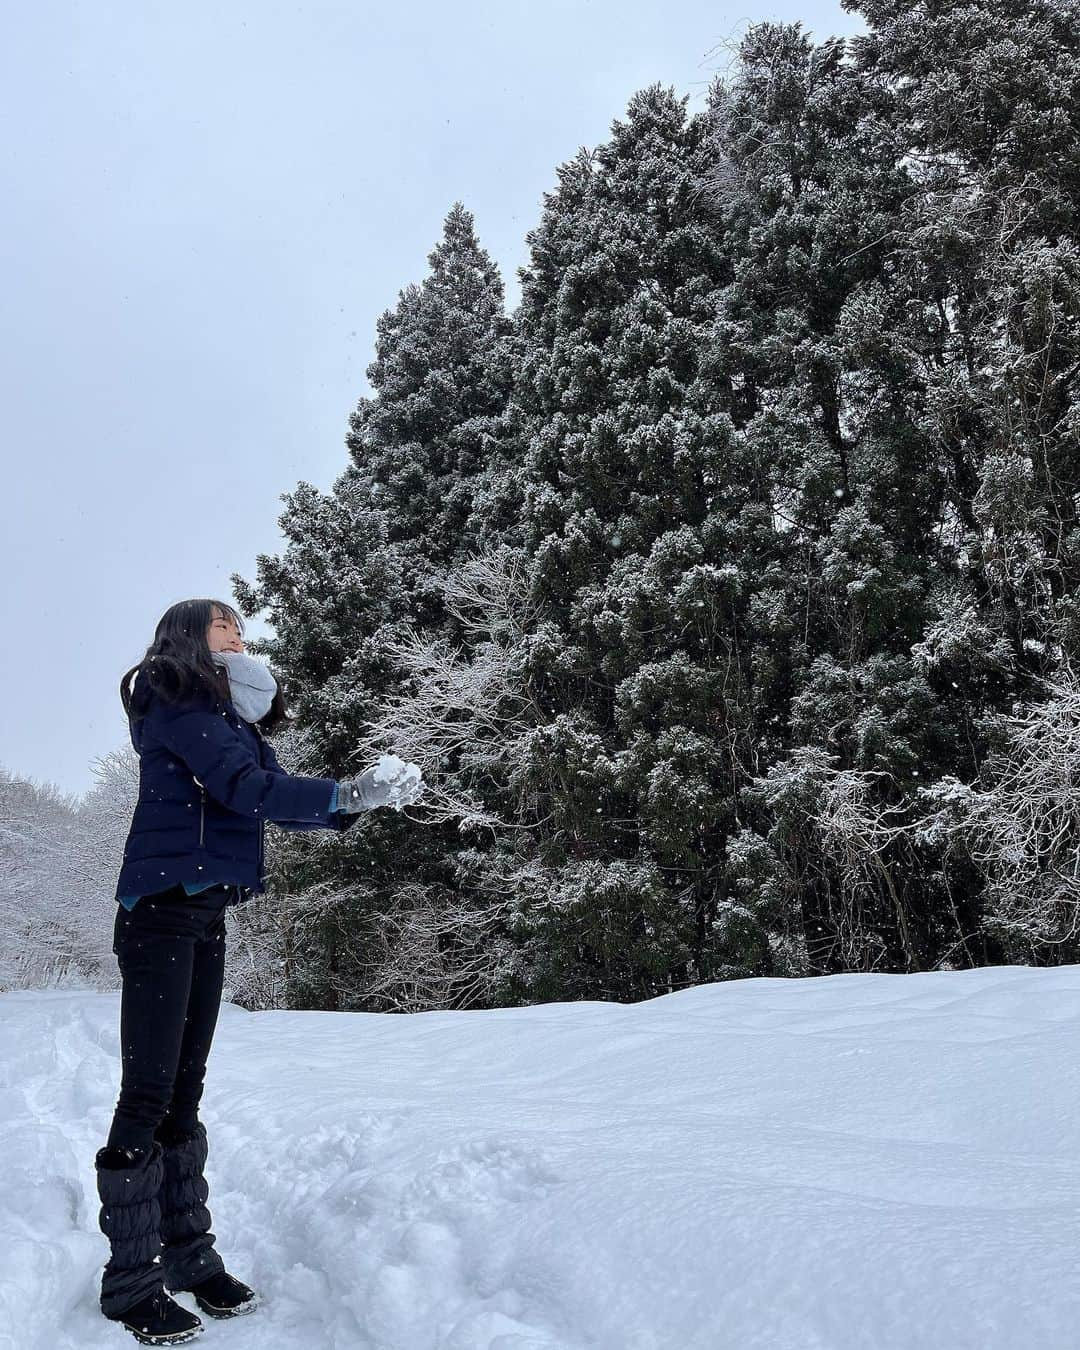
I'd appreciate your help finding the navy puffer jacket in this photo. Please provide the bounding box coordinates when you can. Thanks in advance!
[114,673,357,902]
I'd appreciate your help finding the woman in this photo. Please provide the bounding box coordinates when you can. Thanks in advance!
[94,598,423,1346]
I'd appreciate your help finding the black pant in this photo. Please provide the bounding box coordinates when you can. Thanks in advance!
[106,883,240,1153]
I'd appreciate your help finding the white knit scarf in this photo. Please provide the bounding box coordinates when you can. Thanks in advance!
[211,650,278,724]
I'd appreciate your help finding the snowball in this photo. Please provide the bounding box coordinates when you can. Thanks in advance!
[373,753,410,784]
[373,753,424,811]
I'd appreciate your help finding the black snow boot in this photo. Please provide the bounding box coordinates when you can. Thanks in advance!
[95,1142,204,1344]
[156,1122,227,1293]
[157,1122,256,1316]
[184,1269,259,1318]
[107,1287,204,1345]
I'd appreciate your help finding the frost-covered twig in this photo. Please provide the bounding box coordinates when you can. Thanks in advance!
[353,544,546,833]
[921,667,1080,948]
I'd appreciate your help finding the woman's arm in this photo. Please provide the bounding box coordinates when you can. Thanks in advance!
[259,738,360,834]
[145,699,342,826]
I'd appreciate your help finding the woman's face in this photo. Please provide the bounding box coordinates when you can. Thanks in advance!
[207,609,245,654]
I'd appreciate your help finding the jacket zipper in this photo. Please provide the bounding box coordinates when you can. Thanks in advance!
[254,727,265,882]
[193,774,206,847]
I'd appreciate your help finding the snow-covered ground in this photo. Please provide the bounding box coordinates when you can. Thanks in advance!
[3,966,1080,1350]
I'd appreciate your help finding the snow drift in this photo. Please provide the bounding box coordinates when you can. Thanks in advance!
[2,965,1079,1349]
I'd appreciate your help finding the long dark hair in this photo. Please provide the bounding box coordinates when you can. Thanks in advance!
[120,598,290,736]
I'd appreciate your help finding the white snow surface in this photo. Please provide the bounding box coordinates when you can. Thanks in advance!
[3,965,1080,1349]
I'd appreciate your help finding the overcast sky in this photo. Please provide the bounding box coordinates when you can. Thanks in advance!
[1,0,865,800]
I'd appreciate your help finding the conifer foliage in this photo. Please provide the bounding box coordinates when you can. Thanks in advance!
[233,1,1080,1008]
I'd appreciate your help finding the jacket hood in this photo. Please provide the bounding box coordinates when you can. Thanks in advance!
[127,666,221,754]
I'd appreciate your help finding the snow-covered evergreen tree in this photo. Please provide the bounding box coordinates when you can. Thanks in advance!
[703,3,1080,972]
[343,201,515,624]
[837,0,1080,960]
[233,205,515,1008]
[702,21,948,971]
[490,84,794,1000]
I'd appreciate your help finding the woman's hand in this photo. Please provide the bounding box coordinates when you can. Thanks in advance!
[336,759,425,813]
